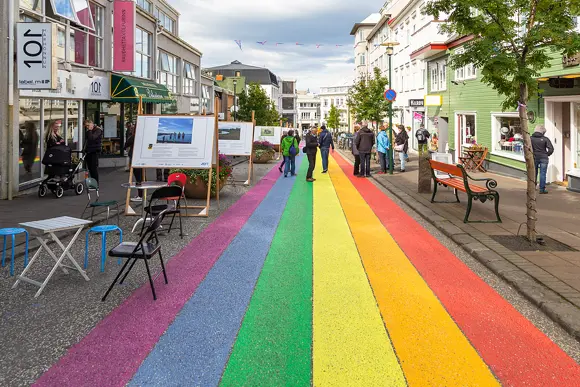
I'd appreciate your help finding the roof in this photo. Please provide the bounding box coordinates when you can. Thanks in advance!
[367,14,391,41]
[350,13,381,35]
[205,60,265,71]
[204,61,280,87]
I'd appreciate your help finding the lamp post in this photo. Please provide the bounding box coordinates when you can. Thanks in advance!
[233,79,238,121]
[381,41,399,175]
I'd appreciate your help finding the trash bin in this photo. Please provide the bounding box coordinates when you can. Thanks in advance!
[567,169,580,193]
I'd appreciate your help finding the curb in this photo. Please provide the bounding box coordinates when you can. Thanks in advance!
[337,150,580,342]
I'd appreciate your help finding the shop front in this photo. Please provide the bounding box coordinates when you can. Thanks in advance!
[18,69,110,189]
[409,99,426,151]
[544,97,580,183]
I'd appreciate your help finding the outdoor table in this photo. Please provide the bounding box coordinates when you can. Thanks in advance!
[121,181,168,232]
[460,148,488,172]
[13,216,92,297]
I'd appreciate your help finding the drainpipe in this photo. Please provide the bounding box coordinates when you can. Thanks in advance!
[6,0,15,200]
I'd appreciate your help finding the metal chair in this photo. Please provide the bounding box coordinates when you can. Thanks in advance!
[140,186,183,238]
[102,210,168,301]
[85,225,123,272]
[167,172,188,217]
[0,228,29,276]
[81,178,120,224]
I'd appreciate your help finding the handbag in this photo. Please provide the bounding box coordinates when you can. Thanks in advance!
[394,144,405,152]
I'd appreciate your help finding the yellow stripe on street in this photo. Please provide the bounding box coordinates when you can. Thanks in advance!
[312,154,406,387]
[327,158,500,386]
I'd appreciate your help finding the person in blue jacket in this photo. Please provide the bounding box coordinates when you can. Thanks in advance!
[376,125,390,174]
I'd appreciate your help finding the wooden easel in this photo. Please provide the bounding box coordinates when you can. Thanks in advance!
[124,100,220,218]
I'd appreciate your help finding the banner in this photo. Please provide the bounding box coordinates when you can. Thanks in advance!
[218,122,254,156]
[113,0,135,72]
[16,23,57,89]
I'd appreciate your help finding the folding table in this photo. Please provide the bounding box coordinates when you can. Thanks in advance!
[14,216,92,297]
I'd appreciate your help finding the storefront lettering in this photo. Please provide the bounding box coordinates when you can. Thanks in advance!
[90,81,102,95]
[409,99,424,107]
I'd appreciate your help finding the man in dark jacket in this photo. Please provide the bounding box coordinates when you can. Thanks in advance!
[355,123,375,177]
[531,125,554,194]
[84,119,103,183]
[352,125,361,175]
[304,127,318,182]
[318,125,334,173]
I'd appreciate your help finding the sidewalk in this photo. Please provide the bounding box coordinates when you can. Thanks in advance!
[338,150,580,340]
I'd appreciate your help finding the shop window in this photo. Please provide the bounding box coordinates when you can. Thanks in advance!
[457,113,476,146]
[66,101,80,149]
[18,98,42,185]
[183,62,198,95]
[492,114,524,158]
[158,51,178,93]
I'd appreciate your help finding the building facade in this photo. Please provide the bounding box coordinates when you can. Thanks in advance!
[297,91,321,130]
[5,0,205,198]
[319,85,352,132]
[280,79,298,127]
[350,14,381,80]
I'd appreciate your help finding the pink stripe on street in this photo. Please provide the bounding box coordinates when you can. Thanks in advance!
[34,166,281,387]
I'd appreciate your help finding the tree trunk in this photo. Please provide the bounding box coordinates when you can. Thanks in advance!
[519,83,538,242]
[418,144,431,193]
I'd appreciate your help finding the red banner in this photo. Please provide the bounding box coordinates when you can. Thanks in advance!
[113,0,135,72]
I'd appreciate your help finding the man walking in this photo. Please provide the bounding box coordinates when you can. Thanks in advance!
[355,122,375,177]
[278,130,288,173]
[318,125,334,173]
[84,119,103,183]
[304,127,318,182]
[531,125,554,194]
[352,125,361,175]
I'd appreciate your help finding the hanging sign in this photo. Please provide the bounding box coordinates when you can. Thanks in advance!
[16,23,57,89]
[113,0,136,72]
[424,95,443,106]
[384,89,397,101]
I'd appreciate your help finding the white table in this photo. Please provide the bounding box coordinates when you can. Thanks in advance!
[14,216,93,297]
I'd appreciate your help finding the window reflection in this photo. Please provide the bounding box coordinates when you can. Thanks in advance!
[19,98,42,184]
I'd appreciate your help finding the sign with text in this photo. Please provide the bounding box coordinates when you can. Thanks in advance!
[254,126,283,145]
[218,122,254,156]
[409,99,425,107]
[20,70,109,100]
[132,115,216,169]
[17,23,57,89]
[113,0,135,72]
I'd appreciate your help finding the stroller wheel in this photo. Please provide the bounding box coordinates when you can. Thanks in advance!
[55,186,64,198]
[75,182,84,195]
[38,184,47,198]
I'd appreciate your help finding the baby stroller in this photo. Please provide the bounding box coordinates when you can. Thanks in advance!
[39,145,86,198]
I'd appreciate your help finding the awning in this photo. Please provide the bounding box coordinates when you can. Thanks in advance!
[110,74,174,104]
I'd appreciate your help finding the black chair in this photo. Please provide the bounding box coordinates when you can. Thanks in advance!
[102,210,168,301]
[140,186,184,238]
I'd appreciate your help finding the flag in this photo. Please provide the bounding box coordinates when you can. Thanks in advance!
[257,41,267,45]
[335,44,343,47]
[316,44,322,48]
[234,40,242,50]
[276,42,284,46]
[296,42,304,46]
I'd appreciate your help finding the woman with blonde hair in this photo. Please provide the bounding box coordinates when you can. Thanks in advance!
[45,120,65,149]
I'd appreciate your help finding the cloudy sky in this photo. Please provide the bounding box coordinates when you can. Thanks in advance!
[171,0,380,93]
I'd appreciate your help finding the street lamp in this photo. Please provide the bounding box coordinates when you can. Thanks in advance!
[381,41,399,175]
[233,79,238,121]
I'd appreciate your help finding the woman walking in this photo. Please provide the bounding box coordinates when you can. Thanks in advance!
[304,127,318,182]
[394,124,409,172]
[45,120,65,149]
[281,129,299,177]
[376,125,390,174]
[84,119,103,183]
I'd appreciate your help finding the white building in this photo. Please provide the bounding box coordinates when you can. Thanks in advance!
[350,14,381,79]
[319,84,352,132]
[280,78,298,127]
[297,91,321,130]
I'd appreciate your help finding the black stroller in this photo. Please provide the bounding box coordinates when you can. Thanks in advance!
[39,145,86,198]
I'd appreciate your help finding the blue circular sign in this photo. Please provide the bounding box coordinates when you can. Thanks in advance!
[384,89,397,101]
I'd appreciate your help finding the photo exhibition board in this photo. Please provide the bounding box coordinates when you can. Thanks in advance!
[132,115,216,169]
[218,121,254,156]
[254,126,282,145]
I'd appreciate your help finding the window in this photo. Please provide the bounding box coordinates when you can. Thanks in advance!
[282,97,295,110]
[324,99,328,107]
[201,85,211,112]
[155,8,176,34]
[21,0,42,12]
[68,2,103,67]
[430,61,446,91]
[430,65,438,91]
[454,48,477,80]
[134,27,152,78]
[406,21,411,45]
[360,53,366,66]
[421,68,426,88]
[136,0,152,13]
[492,113,524,159]
[158,51,178,93]
[183,62,198,95]
[457,113,476,146]
[72,0,95,29]
[358,30,364,42]
[301,112,310,120]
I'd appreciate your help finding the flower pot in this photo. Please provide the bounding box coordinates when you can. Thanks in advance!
[252,152,274,164]
[184,176,227,199]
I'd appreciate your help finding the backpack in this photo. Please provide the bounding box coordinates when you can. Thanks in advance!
[288,138,297,156]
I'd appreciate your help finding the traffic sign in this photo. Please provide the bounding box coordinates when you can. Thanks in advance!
[384,89,397,102]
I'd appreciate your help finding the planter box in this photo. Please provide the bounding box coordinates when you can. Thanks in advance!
[184,176,227,199]
[252,152,274,164]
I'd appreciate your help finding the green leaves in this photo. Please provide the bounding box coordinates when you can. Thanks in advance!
[238,83,281,125]
[327,104,341,130]
[347,67,390,125]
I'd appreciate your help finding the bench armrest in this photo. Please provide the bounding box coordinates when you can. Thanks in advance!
[465,175,498,190]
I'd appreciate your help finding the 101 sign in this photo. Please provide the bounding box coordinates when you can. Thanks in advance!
[17,23,57,90]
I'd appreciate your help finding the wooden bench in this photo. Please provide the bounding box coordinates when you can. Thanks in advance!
[428,159,501,223]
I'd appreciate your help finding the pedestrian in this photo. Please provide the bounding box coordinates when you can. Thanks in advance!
[304,128,318,182]
[281,129,299,177]
[356,122,375,177]
[21,122,39,173]
[318,125,334,173]
[352,125,361,175]
[84,119,103,183]
[531,125,554,194]
[376,125,390,174]
[45,120,65,149]
[278,130,288,173]
[415,124,430,149]
[294,130,301,152]
[394,124,409,172]
[124,126,144,202]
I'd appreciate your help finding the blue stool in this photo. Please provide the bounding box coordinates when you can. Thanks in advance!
[85,225,123,272]
[0,228,29,276]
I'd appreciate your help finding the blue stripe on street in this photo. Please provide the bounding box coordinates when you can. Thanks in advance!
[128,156,303,386]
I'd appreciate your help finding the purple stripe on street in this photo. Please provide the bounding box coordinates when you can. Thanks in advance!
[33,166,281,387]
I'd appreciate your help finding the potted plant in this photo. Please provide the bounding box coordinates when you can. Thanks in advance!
[171,153,233,199]
[252,140,275,163]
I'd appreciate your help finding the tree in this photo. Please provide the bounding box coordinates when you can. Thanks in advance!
[237,83,280,125]
[347,67,390,126]
[426,0,580,241]
[327,104,341,131]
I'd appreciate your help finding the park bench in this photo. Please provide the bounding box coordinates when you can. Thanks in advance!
[428,159,502,223]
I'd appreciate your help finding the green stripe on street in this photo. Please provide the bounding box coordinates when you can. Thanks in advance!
[219,159,313,386]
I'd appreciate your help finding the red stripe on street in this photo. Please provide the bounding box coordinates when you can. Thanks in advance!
[331,152,580,386]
